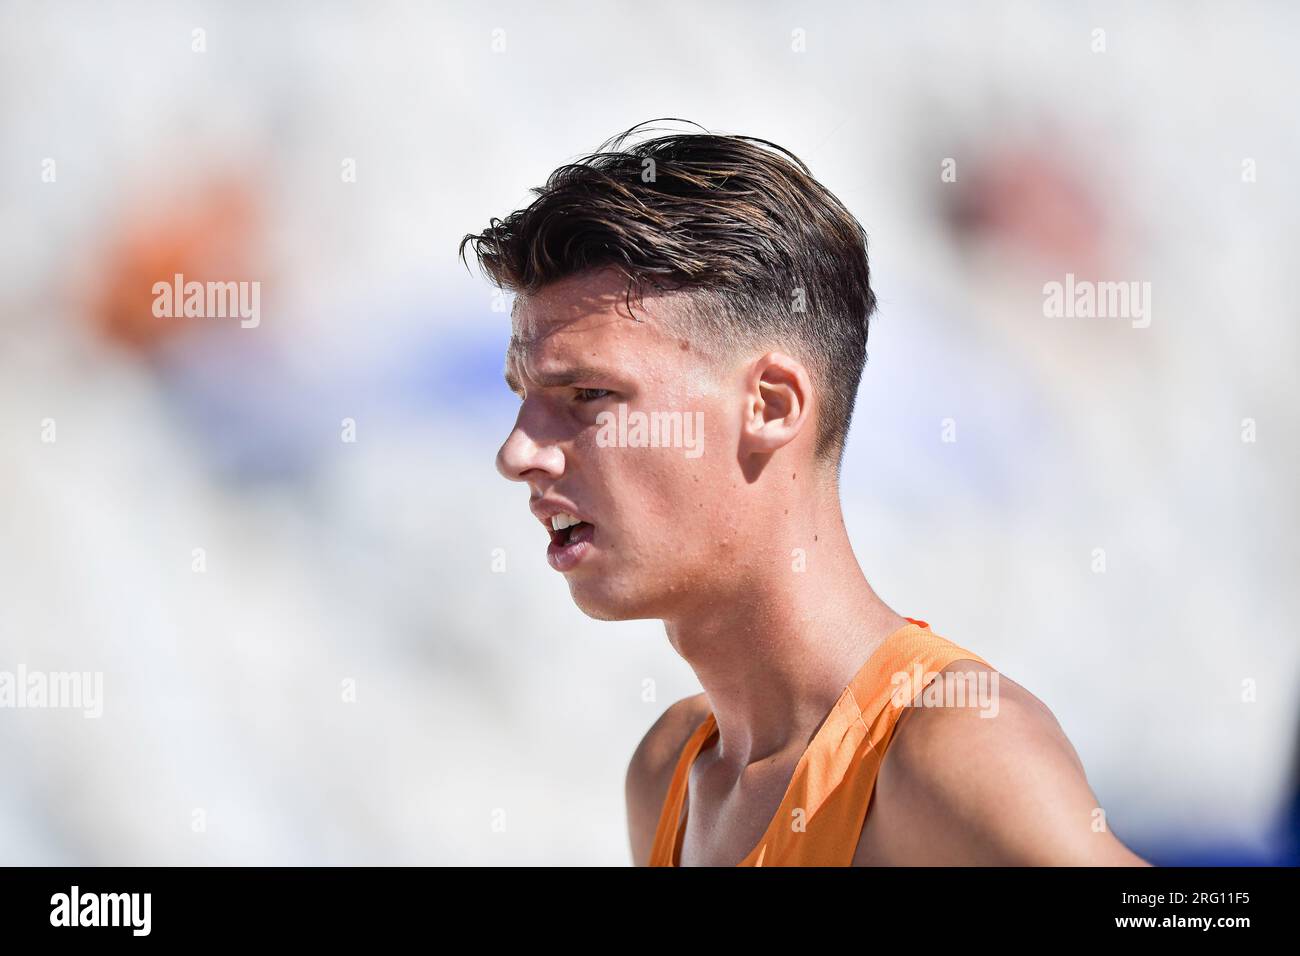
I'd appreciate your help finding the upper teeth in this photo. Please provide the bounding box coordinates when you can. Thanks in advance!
[551,513,582,531]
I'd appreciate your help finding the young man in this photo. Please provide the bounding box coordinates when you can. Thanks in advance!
[462,123,1149,866]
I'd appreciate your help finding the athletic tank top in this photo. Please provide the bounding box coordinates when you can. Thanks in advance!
[647,619,993,866]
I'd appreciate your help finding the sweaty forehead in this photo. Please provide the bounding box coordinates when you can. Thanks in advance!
[506,271,671,369]
[507,301,624,362]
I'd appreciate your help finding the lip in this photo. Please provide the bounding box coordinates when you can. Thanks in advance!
[547,521,594,572]
[529,498,596,572]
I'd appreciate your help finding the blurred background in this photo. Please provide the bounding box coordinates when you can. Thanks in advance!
[1,0,1297,865]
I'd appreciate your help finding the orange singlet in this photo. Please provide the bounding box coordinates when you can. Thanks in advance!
[647,619,994,866]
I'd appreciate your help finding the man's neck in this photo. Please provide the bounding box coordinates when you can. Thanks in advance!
[661,499,909,773]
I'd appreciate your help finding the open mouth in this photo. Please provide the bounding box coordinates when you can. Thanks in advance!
[547,513,595,571]
[549,521,590,548]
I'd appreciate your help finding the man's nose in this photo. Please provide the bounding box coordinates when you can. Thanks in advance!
[496,415,565,483]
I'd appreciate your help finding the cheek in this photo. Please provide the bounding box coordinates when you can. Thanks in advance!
[586,449,693,539]
[635,449,732,537]
[578,383,739,538]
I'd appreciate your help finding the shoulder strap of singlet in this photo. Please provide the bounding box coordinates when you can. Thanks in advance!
[763,623,992,865]
[646,710,717,866]
[646,620,993,866]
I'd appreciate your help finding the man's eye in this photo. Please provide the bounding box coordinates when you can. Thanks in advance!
[574,388,612,403]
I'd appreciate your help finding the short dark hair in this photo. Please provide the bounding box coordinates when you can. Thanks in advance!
[460,120,878,463]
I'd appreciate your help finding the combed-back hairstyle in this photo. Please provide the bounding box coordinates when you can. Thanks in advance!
[460,120,878,463]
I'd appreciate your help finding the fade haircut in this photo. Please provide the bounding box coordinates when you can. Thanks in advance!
[459,120,878,463]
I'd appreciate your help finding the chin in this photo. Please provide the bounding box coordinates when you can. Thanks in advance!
[566,576,667,623]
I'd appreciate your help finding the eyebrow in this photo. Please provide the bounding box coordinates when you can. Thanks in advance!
[503,364,613,396]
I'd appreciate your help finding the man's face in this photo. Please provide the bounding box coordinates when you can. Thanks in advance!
[496,269,746,620]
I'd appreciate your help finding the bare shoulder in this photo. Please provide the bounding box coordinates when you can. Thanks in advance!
[625,692,711,866]
[856,660,1150,866]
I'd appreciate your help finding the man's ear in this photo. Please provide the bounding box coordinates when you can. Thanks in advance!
[739,351,814,455]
